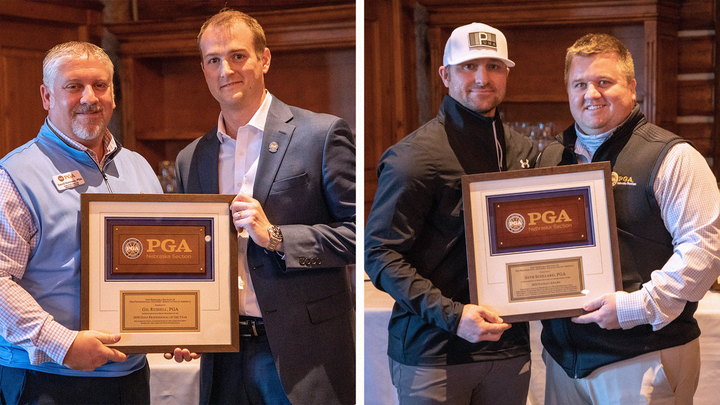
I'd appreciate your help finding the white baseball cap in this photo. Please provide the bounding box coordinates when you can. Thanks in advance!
[443,22,515,68]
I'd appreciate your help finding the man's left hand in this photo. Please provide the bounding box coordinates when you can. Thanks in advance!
[231,192,272,248]
[571,292,621,329]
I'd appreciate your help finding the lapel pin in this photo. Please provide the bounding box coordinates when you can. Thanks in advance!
[269,141,279,153]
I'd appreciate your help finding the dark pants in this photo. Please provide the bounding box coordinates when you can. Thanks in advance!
[199,335,290,405]
[0,360,150,405]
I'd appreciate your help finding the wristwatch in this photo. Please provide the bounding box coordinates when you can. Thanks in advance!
[267,225,283,252]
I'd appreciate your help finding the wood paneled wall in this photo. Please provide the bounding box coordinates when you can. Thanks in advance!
[107,5,355,173]
[0,1,103,159]
[677,0,717,159]
[0,1,355,177]
[364,0,418,216]
[364,0,720,218]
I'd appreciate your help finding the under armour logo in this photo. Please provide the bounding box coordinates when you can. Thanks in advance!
[520,159,530,169]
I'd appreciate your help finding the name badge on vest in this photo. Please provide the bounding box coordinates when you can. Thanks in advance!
[53,170,85,191]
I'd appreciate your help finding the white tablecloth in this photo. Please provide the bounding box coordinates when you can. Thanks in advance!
[364,281,720,405]
[147,353,200,405]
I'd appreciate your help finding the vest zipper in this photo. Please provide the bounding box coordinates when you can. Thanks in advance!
[90,152,113,193]
[101,170,114,193]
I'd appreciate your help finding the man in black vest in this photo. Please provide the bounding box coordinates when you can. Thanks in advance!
[537,33,720,404]
[365,23,538,404]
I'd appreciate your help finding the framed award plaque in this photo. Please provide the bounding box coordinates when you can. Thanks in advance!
[81,193,239,353]
[462,162,622,323]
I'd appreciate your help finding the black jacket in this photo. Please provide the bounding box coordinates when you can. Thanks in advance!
[365,96,538,365]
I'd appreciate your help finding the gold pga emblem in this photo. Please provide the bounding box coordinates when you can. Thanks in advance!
[611,171,619,186]
[505,213,525,233]
[122,238,143,259]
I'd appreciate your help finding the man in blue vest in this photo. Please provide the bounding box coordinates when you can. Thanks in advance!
[537,33,720,404]
[0,41,162,404]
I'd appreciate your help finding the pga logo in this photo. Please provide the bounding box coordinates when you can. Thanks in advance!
[52,170,84,191]
[505,210,574,234]
[528,210,572,225]
[505,213,525,233]
[122,238,193,260]
[122,238,143,259]
[57,173,76,182]
[146,239,192,253]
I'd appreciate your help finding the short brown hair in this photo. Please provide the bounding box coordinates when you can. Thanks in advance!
[197,8,267,59]
[565,33,635,85]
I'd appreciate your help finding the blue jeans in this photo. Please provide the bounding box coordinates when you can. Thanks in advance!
[199,335,290,405]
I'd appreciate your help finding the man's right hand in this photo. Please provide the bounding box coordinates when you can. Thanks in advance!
[62,331,128,371]
[456,304,512,343]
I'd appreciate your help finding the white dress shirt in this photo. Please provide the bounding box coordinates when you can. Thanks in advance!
[216,92,273,318]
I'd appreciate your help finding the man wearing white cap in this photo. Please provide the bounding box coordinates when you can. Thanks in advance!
[366,22,538,404]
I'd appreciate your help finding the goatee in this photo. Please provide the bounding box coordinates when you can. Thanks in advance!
[72,105,106,141]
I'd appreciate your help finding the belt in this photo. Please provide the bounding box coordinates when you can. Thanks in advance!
[239,315,265,337]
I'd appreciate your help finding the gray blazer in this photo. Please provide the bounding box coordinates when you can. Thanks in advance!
[175,97,356,404]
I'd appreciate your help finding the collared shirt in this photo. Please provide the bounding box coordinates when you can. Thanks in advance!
[217,92,273,318]
[46,119,117,168]
[575,133,720,331]
[574,124,612,163]
[0,119,115,365]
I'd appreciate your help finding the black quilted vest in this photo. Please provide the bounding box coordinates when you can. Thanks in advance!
[537,106,699,378]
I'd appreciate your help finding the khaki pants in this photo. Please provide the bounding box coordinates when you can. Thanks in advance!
[543,338,700,405]
[389,354,531,405]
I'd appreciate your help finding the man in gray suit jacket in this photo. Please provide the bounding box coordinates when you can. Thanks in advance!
[171,9,355,405]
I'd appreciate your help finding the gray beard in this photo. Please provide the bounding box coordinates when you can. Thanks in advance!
[72,118,105,141]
